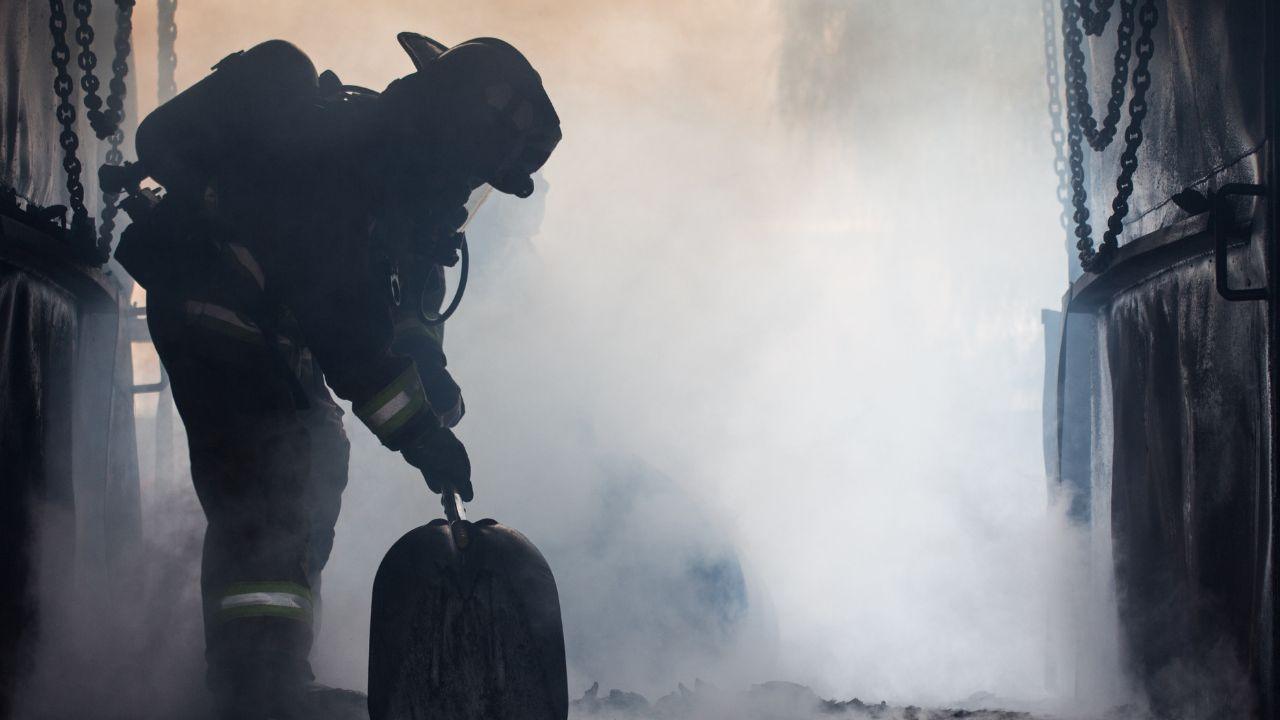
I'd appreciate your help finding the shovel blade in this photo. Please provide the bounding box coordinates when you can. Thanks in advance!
[368,519,567,720]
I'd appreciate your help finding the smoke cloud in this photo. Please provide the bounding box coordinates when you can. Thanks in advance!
[21,0,1145,716]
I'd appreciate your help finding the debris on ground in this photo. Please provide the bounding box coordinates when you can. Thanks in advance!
[569,679,1042,720]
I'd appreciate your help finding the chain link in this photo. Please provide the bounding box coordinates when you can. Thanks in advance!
[48,0,87,223]
[1060,0,1158,272]
[1061,0,1093,266]
[97,0,134,254]
[103,0,133,133]
[157,0,177,103]
[1042,0,1071,254]
[1077,0,1117,36]
[1098,0,1157,267]
[1064,0,1136,153]
[71,0,116,139]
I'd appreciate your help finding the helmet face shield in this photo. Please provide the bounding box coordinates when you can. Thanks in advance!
[461,184,494,231]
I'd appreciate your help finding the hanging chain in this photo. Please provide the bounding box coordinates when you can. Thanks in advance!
[97,0,134,254]
[1099,0,1157,267]
[71,0,117,140]
[1062,0,1094,267]
[1061,0,1158,272]
[103,0,133,134]
[1042,0,1072,255]
[48,0,89,227]
[157,0,177,103]
[1064,0,1136,152]
[1076,0,1117,36]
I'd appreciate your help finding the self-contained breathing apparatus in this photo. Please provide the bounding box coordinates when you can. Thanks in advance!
[108,32,560,326]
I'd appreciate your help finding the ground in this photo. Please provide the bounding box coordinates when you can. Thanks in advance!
[568,681,1041,720]
[308,679,1151,720]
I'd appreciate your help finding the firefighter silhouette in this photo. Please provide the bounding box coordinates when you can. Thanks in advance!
[115,34,560,718]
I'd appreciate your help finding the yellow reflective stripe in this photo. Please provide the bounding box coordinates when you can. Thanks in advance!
[354,366,427,439]
[216,581,312,623]
[184,301,264,343]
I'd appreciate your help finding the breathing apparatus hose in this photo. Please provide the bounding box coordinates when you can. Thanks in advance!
[418,184,489,326]
[419,238,468,326]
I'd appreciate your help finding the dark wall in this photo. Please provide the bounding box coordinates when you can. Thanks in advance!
[0,264,77,717]
[0,2,142,714]
[1104,252,1269,716]
[1059,0,1274,712]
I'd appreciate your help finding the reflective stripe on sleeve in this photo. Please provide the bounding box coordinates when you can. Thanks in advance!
[354,365,427,441]
[184,301,265,344]
[216,581,313,623]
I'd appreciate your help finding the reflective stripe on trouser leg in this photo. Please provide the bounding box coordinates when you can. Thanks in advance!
[216,581,314,623]
[353,365,428,443]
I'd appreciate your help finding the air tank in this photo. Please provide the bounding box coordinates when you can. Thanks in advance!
[135,39,319,198]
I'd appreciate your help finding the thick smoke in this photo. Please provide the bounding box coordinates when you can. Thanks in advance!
[312,0,1102,706]
[20,0,1144,716]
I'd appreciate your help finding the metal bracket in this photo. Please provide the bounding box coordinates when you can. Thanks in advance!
[1212,183,1268,302]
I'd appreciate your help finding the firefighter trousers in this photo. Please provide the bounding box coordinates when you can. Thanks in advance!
[147,287,350,715]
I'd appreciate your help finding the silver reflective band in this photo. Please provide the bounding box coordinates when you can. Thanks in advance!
[216,582,314,623]
[355,366,427,440]
[220,591,312,613]
[369,391,412,428]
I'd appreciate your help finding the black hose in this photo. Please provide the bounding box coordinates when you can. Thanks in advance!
[420,238,468,326]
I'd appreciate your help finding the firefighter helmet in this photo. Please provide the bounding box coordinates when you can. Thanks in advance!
[382,34,562,198]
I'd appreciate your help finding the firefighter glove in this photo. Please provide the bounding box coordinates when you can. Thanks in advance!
[403,427,473,501]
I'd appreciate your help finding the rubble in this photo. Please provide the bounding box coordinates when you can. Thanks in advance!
[569,679,1040,720]
[303,685,370,720]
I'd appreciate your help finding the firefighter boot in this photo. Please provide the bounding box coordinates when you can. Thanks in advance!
[208,618,312,720]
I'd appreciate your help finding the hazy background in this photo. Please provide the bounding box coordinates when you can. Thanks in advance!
[112,0,1107,711]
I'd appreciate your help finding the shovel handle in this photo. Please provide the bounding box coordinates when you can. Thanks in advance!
[440,488,470,549]
[440,489,466,522]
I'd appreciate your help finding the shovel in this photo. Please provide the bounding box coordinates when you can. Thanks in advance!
[368,488,568,720]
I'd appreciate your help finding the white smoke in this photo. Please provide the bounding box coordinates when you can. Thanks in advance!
[21,0,1146,716]
[311,0,1116,708]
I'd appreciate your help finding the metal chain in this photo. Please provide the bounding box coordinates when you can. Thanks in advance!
[1087,0,1135,151]
[1061,0,1158,271]
[1064,0,1136,152]
[1097,0,1157,268]
[48,0,88,225]
[103,0,133,134]
[157,0,177,103]
[1077,0,1117,36]
[1061,0,1093,265]
[71,0,116,140]
[97,0,134,254]
[1042,0,1072,255]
